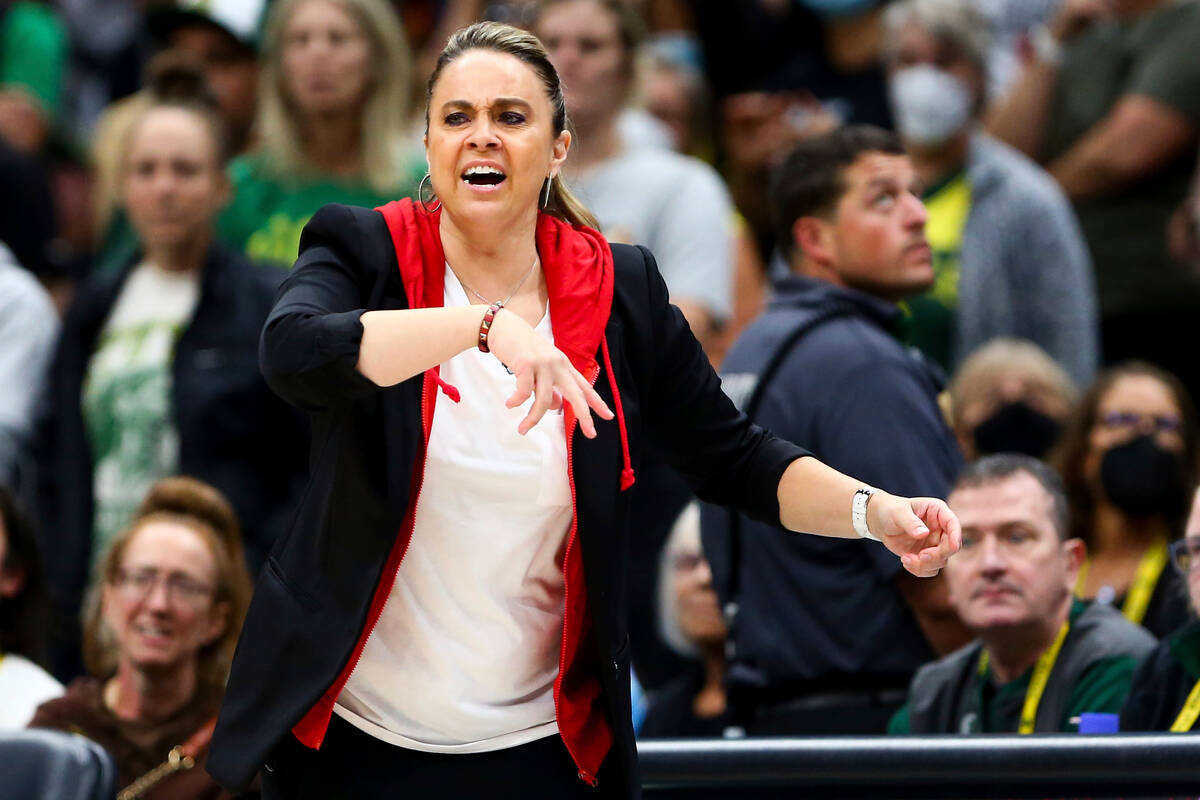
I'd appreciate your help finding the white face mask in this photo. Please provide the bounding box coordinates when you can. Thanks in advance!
[889,64,972,147]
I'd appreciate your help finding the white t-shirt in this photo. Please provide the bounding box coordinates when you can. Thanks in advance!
[82,262,199,572]
[0,654,64,728]
[334,265,572,753]
[568,146,735,323]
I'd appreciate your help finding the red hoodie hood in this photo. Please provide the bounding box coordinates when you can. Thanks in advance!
[379,198,635,491]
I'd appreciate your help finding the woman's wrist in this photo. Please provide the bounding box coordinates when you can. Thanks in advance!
[477,303,503,353]
[865,489,901,541]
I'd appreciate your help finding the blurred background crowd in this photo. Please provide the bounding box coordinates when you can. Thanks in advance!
[4,0,1200,795]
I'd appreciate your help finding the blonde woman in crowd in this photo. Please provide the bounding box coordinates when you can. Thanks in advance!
[30,477,252,800]
[216,0,424,265]
[947,338,1077,461]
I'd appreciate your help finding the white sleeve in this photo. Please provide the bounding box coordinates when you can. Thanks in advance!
[0,255,59,482]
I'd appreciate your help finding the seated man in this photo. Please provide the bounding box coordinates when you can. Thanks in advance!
[890,454,1156,733]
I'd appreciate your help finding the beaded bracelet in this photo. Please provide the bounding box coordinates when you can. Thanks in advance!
[478,303,502,353]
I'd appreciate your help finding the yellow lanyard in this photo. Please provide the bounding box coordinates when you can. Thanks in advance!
[1074,536,1168,625]
[977,621,1070,734]
[1170,678,1200,732]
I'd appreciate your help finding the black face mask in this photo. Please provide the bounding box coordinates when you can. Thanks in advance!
[1099,434,1188,518]
[972,401,1062,459]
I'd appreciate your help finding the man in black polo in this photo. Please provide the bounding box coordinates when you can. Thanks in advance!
[702,125,966,734]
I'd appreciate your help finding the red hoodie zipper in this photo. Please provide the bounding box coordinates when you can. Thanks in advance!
[555,361,601,788]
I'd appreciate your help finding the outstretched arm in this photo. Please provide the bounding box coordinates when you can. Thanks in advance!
[777,457,961,577]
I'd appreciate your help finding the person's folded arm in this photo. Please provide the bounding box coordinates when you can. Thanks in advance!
[1048,95,1197,200]
[258,204,389,412]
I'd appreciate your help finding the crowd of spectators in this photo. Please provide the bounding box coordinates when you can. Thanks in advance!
[5,0,1200,793]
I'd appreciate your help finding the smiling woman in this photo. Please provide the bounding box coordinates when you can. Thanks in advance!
[29,477,251,800]
[207,21,964,800]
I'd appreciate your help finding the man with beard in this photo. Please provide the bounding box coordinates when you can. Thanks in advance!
[890,455,1155,733]
[703,125,967,735]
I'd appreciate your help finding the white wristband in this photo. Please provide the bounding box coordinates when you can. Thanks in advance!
[853,486,880,542]
[1031,25,1063,67]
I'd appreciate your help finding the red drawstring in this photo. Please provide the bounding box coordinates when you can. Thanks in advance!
[600,336,635,491]
[429,370,460,403]
[427,346,626,489]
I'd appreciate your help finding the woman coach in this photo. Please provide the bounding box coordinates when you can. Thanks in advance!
[208,21,960,799]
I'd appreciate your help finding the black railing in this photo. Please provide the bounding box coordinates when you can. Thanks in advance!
[638,735,1200,798]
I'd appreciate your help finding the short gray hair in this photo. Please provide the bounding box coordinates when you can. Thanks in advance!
[882,0,991,80]
[952,454,1071,541]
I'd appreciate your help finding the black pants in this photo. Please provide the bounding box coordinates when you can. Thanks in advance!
[261,715,622,799]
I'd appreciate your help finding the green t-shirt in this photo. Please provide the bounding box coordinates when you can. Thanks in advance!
[0,2,66,118]
[889,601,1141,734]
[901,170,970,373]
[1043,0,1200,316]
[215,153,423,267]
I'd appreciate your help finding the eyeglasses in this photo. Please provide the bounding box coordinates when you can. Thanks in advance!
[1096,410,1183,434]
[1170,537,1200,575]
[112,567,215,608]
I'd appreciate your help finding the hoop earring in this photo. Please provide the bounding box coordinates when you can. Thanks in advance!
[418,173,441,213]
[540,177,552,210]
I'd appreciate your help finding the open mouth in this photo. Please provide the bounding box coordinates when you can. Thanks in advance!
[462,165,507,187]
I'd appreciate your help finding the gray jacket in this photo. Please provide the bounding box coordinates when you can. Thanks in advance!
[956,131,1098,386]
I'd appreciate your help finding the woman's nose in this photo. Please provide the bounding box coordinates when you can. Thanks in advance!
[466,117,500,149]
[144,579,173,610]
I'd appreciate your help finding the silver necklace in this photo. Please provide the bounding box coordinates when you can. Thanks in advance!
[452,255,540,308]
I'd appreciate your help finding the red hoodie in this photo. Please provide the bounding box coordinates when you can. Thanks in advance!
[289,199,634,785]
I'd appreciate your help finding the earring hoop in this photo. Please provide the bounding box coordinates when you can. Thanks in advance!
[540,176,552,210]
[418,173,441,213]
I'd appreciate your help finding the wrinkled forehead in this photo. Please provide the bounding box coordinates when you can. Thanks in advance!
[841,152,918,195]
[431,49,551,114]
[949,474,1055,531]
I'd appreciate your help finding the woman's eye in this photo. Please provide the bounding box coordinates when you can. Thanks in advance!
[499,111,526,125]
[444,112,468,126]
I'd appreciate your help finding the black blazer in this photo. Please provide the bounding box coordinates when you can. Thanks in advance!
[208,204,806,796]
